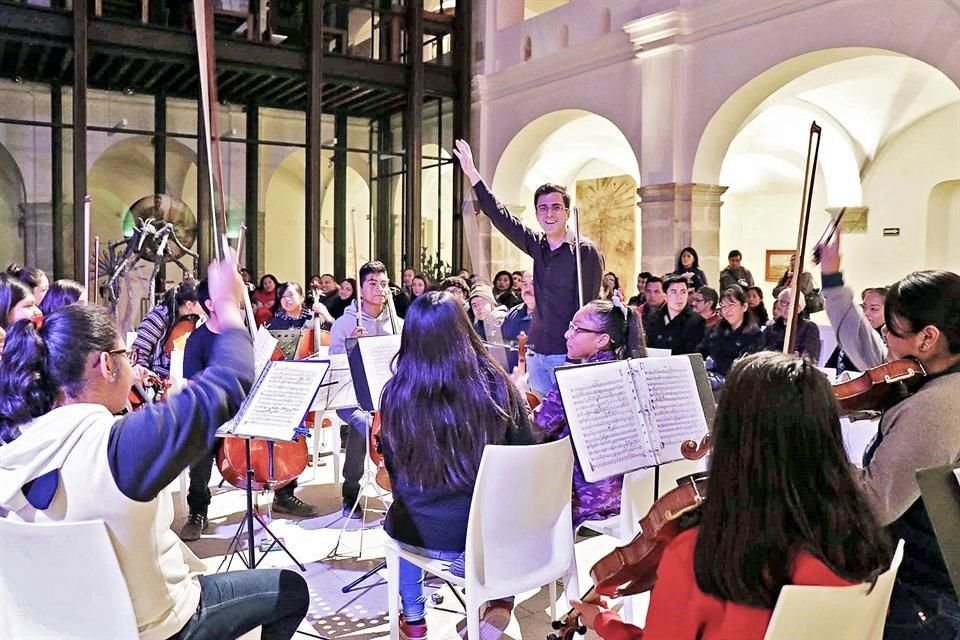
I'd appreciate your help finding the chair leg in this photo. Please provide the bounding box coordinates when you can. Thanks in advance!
[564,555,581,610]
[386,545,401,640]
[466,592,482,640]
[548,580,557,620]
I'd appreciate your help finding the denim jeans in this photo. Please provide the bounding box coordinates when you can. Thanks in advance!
[884,579,960,640]
[397,543,463,621]
[337,408,372,504]
[169,569,309,640]
[527,352,568,399]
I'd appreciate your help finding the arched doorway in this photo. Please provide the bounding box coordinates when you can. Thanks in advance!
[0,142,26,265]
[490,109,639,288]
[696,50,960,299]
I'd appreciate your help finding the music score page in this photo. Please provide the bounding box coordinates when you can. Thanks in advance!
[631,357,709,462]
[231,360,329,440]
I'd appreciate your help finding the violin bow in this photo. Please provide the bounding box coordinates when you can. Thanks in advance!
[193,0,257,340]
[573,204,584,309]
[783,122,822,356]
[349,206,364,331]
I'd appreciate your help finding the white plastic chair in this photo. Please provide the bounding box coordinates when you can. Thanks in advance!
[764,538,905,640]
[384,439,576,640]
[0,518,139,639]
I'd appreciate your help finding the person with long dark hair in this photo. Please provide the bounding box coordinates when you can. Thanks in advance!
[37,279,85,316]
[696,285,764,387]
[600,271,621,301]
[820,233,960,639]
[0,257,309,639]
[1,273,42,331]
[380,291,535,640]
[492,269,521,308]
[534,298,647,527]
[672,247,707,291]
[251,273,280,326]
[264,282,312,330]
[130,280,204,381]
[571,351,893,639]
[745,286,770,326]
[6,263,49,306]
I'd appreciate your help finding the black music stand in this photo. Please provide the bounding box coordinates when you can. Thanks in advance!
[916,463,960,600]
[217,437,306,573]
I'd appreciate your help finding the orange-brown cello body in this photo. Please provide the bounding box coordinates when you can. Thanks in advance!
[517,332,541,409]
[369,411,392,491]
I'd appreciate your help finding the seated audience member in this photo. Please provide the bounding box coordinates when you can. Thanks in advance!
[409,273,432,303]
[571,351,892,640]
[638,275,665,326]
[535,299,646,527]
[6,263,49,306]
[718,250,755,290]
[306,274,324,308]
[600,271,621,301]
[826,286,887,374]
[644,275,706,355]
[440,275,471,308]
[819,233,960,639]
[400,267,416,297]
[131,281,204,380]
[493,269,521,308]
[690,286,721,329]
[773,254,817,305]
[251,273,279,326]
[696,286,764,386]
[38,279,86,316]
[0,258,309,639]
[627,272,652,307]
[761,288,822,363]
[240,267,256,292]
[511,270,524,295]
[501,271,535,345]
[380,291,535,640]
[469,284,507,343]
[672,247,707,290]
[745,286,770,326]
[324,278,355,320]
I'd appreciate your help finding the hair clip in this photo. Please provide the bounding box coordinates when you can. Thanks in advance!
[30,312,44,331]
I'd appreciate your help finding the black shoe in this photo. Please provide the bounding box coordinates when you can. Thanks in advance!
[342,499,363,519]
[272,493,318,518]
[179,512,207,541]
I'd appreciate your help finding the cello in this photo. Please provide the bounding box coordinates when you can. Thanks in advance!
[517,331,541,409]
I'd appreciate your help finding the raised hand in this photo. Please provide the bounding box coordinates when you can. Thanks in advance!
[453,139,482,186]
[817,228,842,274]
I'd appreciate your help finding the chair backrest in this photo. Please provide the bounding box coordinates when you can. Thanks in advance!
[619,457,708,541]
[764,538,905,640]
[0,517,140,639]
[464,439,574,595]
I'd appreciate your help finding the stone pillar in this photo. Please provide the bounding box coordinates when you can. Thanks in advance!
[638,183,727,281]
[22,202,56,275]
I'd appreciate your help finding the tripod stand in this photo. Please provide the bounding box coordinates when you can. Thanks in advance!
[218,438,306,573]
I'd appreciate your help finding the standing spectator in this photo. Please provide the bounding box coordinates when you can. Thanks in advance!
[400,267,416,297]
[239,267,256,293]
[745,286,770,326]
[672,247,707,291]
[600,272,621,301]
[511,270,524,296]
[773,254,818,315]
[627,272,652,307]
[645,275,706,355]
[454,139,604,398]
[719,250,755,290]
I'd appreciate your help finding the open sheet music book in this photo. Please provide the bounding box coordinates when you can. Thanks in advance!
[347,334,402,411]
[554,354,715,482]
[217,359,329,441]
[308,353,358,411]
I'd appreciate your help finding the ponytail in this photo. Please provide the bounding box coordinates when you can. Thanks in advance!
[586,299,648,360]
[0,305,120,443]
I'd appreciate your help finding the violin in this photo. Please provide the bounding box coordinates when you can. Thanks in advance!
[517,332,541,409]
[549,438,711,640]
[164,313,200,354]
[833,358,926,415]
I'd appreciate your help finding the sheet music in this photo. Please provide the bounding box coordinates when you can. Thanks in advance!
[356,335,401,410]
[232,360,329,440]
[253,325,278,378]
[631,356,708,463]
[555,361,656,483]
[309,353,357,410]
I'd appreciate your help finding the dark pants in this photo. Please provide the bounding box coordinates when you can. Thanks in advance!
[188,451,296,516]
[885,579,960,640]
[337,408,372,505]
[169,569,309,640]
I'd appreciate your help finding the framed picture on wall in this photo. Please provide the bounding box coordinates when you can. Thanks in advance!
[765,250,795,283]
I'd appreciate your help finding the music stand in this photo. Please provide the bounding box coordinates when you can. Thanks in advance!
[916,463,960,599]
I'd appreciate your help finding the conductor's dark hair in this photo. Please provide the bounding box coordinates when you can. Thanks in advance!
[533,183,570,209]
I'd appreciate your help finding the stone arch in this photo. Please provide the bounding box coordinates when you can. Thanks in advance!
[0,141,26,264]
[926,180,960,271]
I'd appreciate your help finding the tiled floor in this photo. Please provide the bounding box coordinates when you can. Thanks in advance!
[177,449,647,640]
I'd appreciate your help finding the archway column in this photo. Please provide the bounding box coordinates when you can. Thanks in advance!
[638,182,726,280]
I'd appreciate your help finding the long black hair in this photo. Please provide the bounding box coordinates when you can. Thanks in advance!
[5,262,47,292]
[885,270,960,354]
[0,305,121,443]
[675,246,700,272]
[157,281,199,349]
[694,351,892,608]
[584,300,647,360]
[38,279,85,316]
[0,274,33,330]
[379,291,529,490]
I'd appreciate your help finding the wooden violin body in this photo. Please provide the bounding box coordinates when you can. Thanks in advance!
[833,358,925,415]
[369,411,392,491]
[216,437,309,492]
[517,331,541,409]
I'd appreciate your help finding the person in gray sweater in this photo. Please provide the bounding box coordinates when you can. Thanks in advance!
[819,232,960,640]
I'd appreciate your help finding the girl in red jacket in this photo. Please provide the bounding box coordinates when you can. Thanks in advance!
[572,350,892,640]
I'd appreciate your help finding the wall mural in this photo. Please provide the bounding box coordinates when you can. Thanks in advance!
[576,175,637,293]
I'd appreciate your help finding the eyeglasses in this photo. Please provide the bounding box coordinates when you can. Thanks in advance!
[568,322,602,335]
[536,204,567,214]
[281,293,300,300]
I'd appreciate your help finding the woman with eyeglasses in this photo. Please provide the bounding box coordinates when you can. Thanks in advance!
[696,286,764,388]
[532,299,647,527]
[0,257,310,639]
[264,282,311,330]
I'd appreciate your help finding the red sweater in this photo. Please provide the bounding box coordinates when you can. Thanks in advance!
[594,528,854,640]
